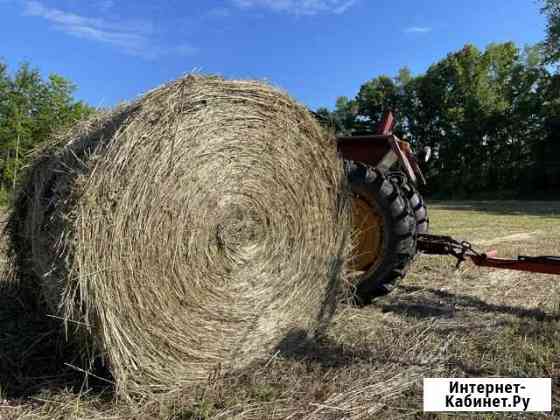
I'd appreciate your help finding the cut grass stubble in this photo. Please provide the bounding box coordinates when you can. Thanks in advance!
[1,202,560,418]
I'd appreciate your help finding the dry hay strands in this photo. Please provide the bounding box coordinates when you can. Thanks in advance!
[8,75,351,397]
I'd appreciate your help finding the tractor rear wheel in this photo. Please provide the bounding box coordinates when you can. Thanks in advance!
[391,175,429,234]
[346,161,417,305]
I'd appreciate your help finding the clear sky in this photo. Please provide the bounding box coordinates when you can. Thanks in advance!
[0,0,547,110]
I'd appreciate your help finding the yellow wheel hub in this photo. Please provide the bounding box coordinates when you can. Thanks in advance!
[350,195,384,271]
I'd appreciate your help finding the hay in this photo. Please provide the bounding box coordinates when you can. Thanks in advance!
[8,75,350,396]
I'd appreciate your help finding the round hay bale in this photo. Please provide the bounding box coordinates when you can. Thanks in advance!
[9,75,350,396]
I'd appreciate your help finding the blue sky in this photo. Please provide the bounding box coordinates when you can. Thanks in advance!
[0,0,547,110]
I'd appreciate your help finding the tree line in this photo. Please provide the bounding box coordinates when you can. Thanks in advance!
[0,62,93,201]
[0,1,558,200]
[316,2,560,198]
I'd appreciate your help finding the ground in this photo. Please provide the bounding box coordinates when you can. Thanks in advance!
[1,201,559,419]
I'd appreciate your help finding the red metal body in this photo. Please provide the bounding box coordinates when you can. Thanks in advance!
[470,252,560,275]
[336,112,426,185]
[337,134,396,167]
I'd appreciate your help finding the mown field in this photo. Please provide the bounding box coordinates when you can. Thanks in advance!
[1,201,559,419]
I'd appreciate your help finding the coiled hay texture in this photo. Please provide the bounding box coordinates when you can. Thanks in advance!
[9,75,350,396]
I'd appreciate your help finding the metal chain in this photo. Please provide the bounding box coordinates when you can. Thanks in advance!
[417,234,482,269]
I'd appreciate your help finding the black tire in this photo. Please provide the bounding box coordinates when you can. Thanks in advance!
[346,161,417,305]
[390,174,429,234]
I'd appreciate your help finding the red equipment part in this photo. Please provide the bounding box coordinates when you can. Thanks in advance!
[470,253,560,275]
[377,111,396,136]
[337,112,426,185]
[417,234,560,275]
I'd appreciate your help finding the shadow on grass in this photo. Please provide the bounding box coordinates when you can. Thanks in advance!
[0,279,113,399]
[378,285,560,322]
[275,330,378,369]
[430,201,560,218]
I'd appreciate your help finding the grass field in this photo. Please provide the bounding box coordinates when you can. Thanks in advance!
[1,201,559,419]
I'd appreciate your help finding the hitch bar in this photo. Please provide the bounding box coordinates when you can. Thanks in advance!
[417,234,560,275]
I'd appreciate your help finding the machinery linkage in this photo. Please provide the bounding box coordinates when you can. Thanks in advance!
[417,233,560,275]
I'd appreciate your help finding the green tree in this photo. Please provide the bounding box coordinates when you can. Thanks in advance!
[313,97,359,135]
[410,43,550,196]
[0,62,93,194]
[355,75,400,131]
[332,96,359,134]
[331,42,553,197]
[542,0,560,64]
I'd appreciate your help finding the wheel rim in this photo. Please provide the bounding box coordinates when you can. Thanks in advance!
[350,195,384,271]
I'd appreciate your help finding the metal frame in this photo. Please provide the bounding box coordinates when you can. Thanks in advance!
[336,112,426,185]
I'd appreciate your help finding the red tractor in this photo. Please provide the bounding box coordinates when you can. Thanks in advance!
[337,112,560,305]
